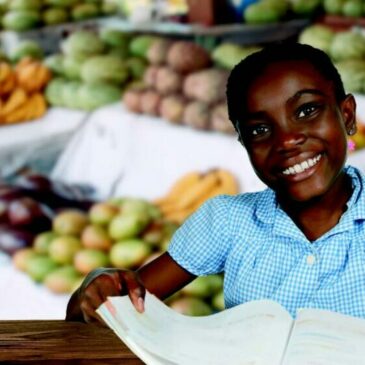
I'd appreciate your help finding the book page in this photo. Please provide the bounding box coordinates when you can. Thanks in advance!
[282,308,365,365]
[97,292,293,365]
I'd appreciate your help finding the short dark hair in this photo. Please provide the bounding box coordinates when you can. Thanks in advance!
[226,42,346,134]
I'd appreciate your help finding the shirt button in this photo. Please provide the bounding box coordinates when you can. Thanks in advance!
[306,254,316,265]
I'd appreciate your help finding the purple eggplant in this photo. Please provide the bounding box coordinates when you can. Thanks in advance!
[7,197,52,233]
[0,225,35,256]
[15,174,52,191]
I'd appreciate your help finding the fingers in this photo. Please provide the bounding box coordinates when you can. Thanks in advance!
[80,271,121,324]
[121,271,146,313]
[78,269,147,325]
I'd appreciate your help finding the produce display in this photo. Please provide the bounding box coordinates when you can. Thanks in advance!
[9,169,236,315]
[323,0,365,17]
[123,37,236,134]
[242,0,322,24]
[0,57,51,124]
[299,25,365,94]
[154,169,239,224]
[44,28,147,110]
[0,0,118,31]
[0,173,94,256]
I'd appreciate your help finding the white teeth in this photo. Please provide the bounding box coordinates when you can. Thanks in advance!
[294,165,302,173]
[282,154,321,176]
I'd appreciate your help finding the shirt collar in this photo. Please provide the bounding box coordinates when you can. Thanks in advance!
[255,188,277,224]
[343,165,365,221]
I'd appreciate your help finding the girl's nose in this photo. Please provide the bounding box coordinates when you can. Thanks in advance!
[274,128,306,154]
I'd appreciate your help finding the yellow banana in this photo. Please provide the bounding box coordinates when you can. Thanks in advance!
[154,171,201,206]
[0,63,12,83]
[28,93,47,119]
[3,102,29,124]
[0,88,28,117]
[174,170,220,210]
[215,169,240,195]
[164,205,196,224]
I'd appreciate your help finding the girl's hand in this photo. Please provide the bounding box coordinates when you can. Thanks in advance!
[66,268,145,325]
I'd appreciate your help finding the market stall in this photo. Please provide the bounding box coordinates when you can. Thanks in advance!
[2,0,365,328]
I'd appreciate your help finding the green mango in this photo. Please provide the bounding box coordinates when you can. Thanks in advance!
[2,10,40,31]
[26,255,59,282]
[244,3,282,24]
[343,0,363,17]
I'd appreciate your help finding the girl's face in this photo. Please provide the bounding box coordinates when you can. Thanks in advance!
[240,60,356,202]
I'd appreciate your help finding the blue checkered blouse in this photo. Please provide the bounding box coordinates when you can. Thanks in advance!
[168,165,365,318]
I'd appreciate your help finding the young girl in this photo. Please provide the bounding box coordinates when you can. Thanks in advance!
[66,42,365,324]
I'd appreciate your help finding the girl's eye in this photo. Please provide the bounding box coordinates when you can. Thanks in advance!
[249,125,270,138]
[296,104,319,119]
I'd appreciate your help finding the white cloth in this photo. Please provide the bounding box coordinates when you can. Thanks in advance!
[52,103,266,199]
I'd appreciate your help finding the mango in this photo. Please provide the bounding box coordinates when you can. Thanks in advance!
[26,255,58,282]
[169,297,213,316]
[12,248,37,272]
[108,212,149,241]
[109,239,151,269]
[44,266,82,293]
[74,249,110,275]
[81,224,112,251]
[33,231,58,255]
[53,210,88,236]
[48,235,81,265]
[181,275,223,300]
[212,290,225,311]
[121,198,161,220]
[89,202,119,226]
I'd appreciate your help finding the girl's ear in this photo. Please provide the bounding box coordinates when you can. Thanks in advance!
[341,94,357,136]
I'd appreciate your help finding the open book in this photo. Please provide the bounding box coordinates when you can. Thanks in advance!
[97,292,365,365]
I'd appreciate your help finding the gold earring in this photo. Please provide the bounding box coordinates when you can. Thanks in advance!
[348,128,356,136]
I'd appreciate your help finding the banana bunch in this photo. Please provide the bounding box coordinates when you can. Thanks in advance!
[154,169,240,224]
[0,62,16,97]
[0,88,47,124]
[0,60,49,125]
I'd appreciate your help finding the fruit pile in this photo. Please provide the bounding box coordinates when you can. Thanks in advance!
[0,0,118,31]
[7,169,238,315]
[123,37,235,134]
[155,169,239,224]
[12,197,225,315]
[241,0,322,24]
[12,198,171,290]
[0,173,94,256]
[299,25,365,95]
[45,29,147,110]
[323,0,365,18]
[0,58,51,124]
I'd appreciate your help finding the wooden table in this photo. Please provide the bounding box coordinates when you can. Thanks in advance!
[0,320,144,364]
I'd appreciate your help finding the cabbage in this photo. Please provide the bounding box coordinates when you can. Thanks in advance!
[62,81,82,109]
[299,25,334,54]
[10,40,43,62]
[44,54,65,76]
[335,60,365,93]
[81,55,129,85]
[62,55,87,80]
[61,31,105,59]
[78,83,121,110]
[330,31,365,61]
[45,78,68,106]
[212,43,261,70]
[99,28,131,48]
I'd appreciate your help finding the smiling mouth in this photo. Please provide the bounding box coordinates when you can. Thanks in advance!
[282,154,322,176]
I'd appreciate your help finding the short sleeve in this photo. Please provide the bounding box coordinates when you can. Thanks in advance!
[167,195,231,276]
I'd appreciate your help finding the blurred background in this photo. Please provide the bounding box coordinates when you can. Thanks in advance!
[1,0,365,320]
